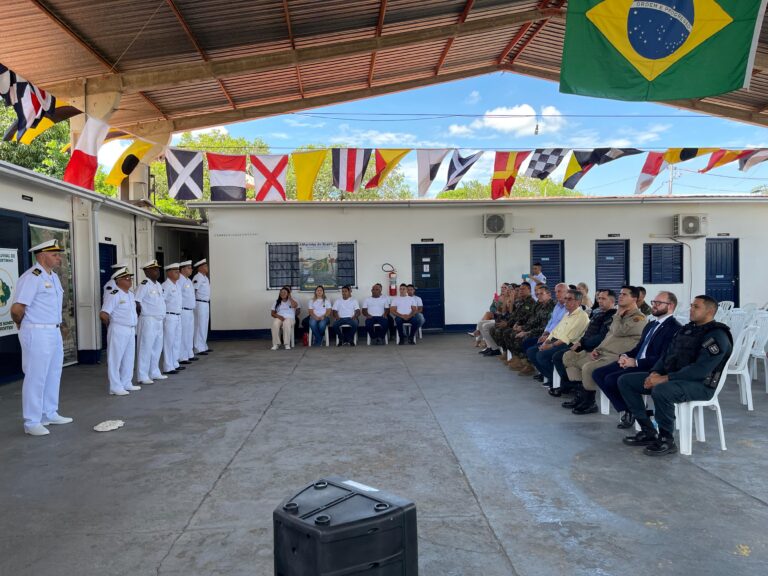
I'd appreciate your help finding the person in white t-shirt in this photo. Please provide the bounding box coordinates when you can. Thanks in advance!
[307,285,332,346]
[406,284,425,335]
[362,283,390,344]
[390,284,418,345]
[332,285,360,346]
[523,263,547,301]
[270,285,300,350]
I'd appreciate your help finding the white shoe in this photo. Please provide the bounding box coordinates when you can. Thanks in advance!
[42,414,73,425]
[152,374,168,380]
[125,385,142,391]
[285,346,291,350]
[138,380,154,385]
[25,424,50,436]
[271,345,279,350]
[110,389,129,396]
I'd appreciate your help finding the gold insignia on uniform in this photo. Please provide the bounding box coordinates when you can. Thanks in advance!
[633,316,641,322]
[111,289,119,294]
[32,269,42,276]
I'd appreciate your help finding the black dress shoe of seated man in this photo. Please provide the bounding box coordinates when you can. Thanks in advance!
[533,373,544,382]
[644,433,677,456]
[623,430,658,447]
[482,348,500,356]
[478,347,490,354]
[617,411,635,429]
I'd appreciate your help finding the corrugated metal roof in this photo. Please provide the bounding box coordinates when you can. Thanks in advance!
[3,0,768,133]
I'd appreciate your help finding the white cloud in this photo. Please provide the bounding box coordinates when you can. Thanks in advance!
[465,90,481,105]
[270,132,290,140]
[446,104,566,139]
[448,124,474,136]
[190,125,229,136]
[285,117,326,128]
[98,139,130,169]
[329,125,448,148]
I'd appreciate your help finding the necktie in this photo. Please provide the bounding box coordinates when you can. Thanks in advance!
[637,321,659,360]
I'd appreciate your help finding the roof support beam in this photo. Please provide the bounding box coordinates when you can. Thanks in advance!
[121,64,505,137]
[42,8,564,98]
[282,0,306,98]
[166,0,237,109]
[498,0,565,65]
[368,0,388,87]
[435,0,475,75]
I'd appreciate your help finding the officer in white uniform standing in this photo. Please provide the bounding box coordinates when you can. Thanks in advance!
[100,267,140,396]
[192,258,211,355]
[162,263,183,375]
[134,259,166,385]
[102,262,128,301]
[178,260,197,365]
[10,239,73,436]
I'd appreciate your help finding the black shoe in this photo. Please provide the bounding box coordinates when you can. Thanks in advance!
[179,360,191,365]
[198,351,208,356]
[399,340,406,346]
[482,348,500,356]
[478,347,490,354]
[163,370,179,375]
[617,411,636,429]
[349,342,356,347]
[548,387,562,397]
[176,366,186,371]
[623,430,658,447]
[206,349,213,353]
[408,339,416,345]
[337,341,343,347]
[533,374,544,382]
[572,402,598,415]
[644,435,677,456]
[189,357,199,361]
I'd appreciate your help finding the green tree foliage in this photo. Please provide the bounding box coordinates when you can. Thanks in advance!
[436,176,583,199]
[750,184,768,195]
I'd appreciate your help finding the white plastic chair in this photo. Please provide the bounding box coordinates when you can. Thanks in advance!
[552,370,561,390]
[307,325,330,347]
[395,322,423,343]
[366,322,389,345]
[677,351,734,456]
[718,301,735,313]
[723,325,758,411]
[740,303,758,314]
[598,389,610,415]
[335,324,358,346]
[725,310,748,341]
[749,311,768,392]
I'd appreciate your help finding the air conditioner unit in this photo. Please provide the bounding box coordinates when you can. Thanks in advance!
[483,213,508,236]
[673,213,708,238]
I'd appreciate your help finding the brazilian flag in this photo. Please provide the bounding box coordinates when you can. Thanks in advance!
[560,1,768,101]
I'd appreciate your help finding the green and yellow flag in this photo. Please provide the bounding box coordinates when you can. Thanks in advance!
[292,150,327,201]
[560,1,768,101]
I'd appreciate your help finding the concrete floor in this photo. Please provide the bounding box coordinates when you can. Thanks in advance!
[1,335,767,576]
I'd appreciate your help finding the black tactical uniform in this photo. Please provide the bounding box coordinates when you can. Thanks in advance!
[618,320,732,455]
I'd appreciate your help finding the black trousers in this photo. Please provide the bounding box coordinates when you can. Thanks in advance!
[617,372,715,434]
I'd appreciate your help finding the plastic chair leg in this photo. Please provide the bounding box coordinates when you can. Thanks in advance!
[740,371,754,411]
[552,370,561,390]
[694,406,706,442]
[714,403,727,451]
[599,390,610,415]
[678,404,693,456]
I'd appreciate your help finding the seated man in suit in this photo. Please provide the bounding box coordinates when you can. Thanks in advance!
[593,291,682,428]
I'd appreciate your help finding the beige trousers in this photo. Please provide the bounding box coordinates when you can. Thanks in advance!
[563,350,619,390]
[271,317,295,347]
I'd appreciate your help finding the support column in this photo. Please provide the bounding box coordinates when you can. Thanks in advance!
[71,196,103,362]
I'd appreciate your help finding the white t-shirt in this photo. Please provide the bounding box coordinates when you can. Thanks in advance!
[527,273,546,300]
[333,297,360,318]
[363,295,390,317]
[273,299,297,319]
[411,295,423,310]
[308,298,331,318]
[391,295,415,315]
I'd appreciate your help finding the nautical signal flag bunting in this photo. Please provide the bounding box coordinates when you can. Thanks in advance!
[560,1,768,101]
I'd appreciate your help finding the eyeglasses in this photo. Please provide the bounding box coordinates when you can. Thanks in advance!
[563,296,576,301]
[650,300,671,306]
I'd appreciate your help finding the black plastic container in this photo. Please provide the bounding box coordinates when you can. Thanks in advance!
[274,476,418,576]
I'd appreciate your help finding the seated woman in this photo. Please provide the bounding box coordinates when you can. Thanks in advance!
[271,285,300,350]
[307,285,331,346]
[578,282,593,312]
[471,283,510,347]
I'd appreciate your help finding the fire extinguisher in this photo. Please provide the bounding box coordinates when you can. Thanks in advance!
[382,263,397,296]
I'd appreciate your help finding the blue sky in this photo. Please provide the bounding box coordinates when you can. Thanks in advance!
[100,71,768,197]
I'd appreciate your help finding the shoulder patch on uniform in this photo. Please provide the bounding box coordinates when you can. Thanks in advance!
[110,289,118,294]
[702,337,720,355]
[193,280,197,284]
[32,268,41,276]
[141,279,148,285]
[633,316,641,322]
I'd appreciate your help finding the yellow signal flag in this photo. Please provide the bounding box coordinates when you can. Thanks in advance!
[292,149,328,201]
[105,140,154,187]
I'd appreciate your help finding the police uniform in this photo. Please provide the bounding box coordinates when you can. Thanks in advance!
[162,264,183,373]
[13,239,71,435]
[134,260,166,384]
[619,320,733,453]
[192,258,210,354]
[101,268,139,395]
[178,260,196,363]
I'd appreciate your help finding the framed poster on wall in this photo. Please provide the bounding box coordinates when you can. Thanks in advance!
[299,242,338,291]
[0,248,19,337]
[29,224,78,366]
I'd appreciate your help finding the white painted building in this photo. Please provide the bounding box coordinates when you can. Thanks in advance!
[197,198,767,336]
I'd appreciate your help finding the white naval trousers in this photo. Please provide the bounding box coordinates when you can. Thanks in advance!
[194,301,209,353]
[162,314,181,372]
[136,315,164,381]
[107,323,136,393]
[18,324,63,426]
[180,309,195,361]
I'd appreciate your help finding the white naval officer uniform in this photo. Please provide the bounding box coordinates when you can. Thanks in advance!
[101,284,139,394]
[179,273,196,362]
[134,276,165,383]
[13,262,65,429]
[102,262,129,302]
[192,270,210,353]
[162,275,183,372]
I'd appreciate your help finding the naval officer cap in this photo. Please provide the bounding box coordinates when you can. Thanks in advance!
[111,267,134,280]
[29,239,65,254]
[193,258,207,267]
[111,262,129,269]
[142,259,161,269]
[179,260,192,268]
[164,262,180,271]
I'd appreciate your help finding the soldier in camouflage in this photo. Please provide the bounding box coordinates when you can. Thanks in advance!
[505,285,554,369]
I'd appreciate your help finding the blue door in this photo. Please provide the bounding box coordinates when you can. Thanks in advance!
[530,240,564,286]
[595,240,629,296]
[411,244,444,330]
[99,243,117,350]
[706,238,739,306]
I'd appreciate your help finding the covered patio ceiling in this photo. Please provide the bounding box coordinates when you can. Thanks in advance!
[5,0,768,136]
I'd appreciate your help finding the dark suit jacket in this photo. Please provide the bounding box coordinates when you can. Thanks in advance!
[626,316,682,371]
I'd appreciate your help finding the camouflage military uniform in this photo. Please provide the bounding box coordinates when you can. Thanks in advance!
[504,299,554,356]
[497,296,536,349]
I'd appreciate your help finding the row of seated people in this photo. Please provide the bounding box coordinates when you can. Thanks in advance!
[473,281,733,456]
[270,283,424,348]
